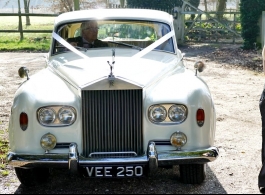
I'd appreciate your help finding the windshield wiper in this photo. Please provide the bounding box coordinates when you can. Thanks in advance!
[108,41,142,51]
[74,46,88,52]
[56,45,88,52]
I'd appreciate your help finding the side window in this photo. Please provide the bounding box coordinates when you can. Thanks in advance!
[74,28,80,37]
[154,24,175,53]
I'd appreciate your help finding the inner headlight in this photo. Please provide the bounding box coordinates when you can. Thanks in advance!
[168,105,187,123]
[38,108,56,125]
[58,107,76,124]
[148,105,167,123]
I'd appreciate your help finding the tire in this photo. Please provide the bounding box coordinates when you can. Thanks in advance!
[15,167,50,187]
[179,164,206,184]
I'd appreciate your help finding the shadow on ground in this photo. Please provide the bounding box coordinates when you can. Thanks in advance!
[179,43,263,73]
[13,165,227,194]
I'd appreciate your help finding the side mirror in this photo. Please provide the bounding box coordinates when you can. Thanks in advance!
[194,61,205,76]
[18,67,30,80]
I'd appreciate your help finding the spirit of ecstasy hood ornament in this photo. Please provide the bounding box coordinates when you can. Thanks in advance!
[107,49,115,86]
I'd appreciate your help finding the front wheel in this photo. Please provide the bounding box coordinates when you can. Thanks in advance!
[179,164,206,184]
[15,167,50,187]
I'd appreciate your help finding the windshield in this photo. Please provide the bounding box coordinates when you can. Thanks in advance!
[53,19,175,55]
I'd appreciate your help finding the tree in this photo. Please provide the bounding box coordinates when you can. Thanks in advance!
[4,0,31,25]
[3,0,10,8]
[120,0,125,8]
[216,0,227,20]
[183,0,200,20]
[23,0,31,26]
[42,0,109,13]
[240,0,265,49]
[126,0,200,20]
[42,0,74,13]
[204,0,207,12]
[126,0,183,9]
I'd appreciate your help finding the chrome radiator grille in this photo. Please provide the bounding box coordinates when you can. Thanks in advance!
[81,89,143,158]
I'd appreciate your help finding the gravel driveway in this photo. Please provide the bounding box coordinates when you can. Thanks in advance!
[0,44,264,194]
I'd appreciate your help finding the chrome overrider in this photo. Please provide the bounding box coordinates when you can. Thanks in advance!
[7,142,219,172]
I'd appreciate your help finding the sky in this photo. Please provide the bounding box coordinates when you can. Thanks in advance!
[0,0,120,13]
[0,0,42,9]
[0,0,120,8]
[0,0,238,13]
[0,0,48,12]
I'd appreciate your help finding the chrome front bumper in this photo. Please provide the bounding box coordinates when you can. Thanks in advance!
[7,142,219,173]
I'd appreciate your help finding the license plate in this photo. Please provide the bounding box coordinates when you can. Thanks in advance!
[81,165,146,178]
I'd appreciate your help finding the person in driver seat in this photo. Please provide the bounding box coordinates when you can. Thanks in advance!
[67,20,108,48]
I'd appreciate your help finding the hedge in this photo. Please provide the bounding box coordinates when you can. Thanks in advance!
[240,0,265,49]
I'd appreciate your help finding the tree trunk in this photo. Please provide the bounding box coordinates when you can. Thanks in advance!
[204,0,207,12]
[18,0,23,40]
[105,0,110,8]
[236,0,240,11]
[23,0,31,26]
[216,0,227,20]
[59,0,73,12]
[74,0,80,11]
[120,0,125,8]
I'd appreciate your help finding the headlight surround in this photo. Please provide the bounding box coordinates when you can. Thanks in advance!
[148,105,167,123]
[168,105,187,123]
[148,104,188,124]
[37,106,77,126]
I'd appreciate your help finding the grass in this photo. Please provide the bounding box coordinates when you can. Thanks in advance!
[0,123,9,176]
[0,130,9,160]
[0,135,9,177]
[0,16,55,52]
[0,35,51,52]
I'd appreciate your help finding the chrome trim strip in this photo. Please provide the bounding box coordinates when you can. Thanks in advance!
[7,143,219,173]
[157,146,219,166]
[89,152,137,157]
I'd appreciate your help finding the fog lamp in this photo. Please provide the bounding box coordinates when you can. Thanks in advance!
[170,131,187,149]
[40,133,57,151]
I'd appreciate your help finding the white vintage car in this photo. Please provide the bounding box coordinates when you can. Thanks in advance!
[7,8,219,186]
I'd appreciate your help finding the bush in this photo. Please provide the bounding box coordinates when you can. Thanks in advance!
[126,0,183,9]
[126,0,200,11]
[240,0,265,49]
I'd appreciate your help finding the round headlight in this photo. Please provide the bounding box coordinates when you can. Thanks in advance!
[58,107,76,125]
[40,133,57,151]
[170,131,187,149]
[149,105,167,123]
[38,108,56,125]
[168,105,187,123]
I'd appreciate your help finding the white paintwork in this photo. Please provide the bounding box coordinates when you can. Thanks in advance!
[54,9,175,27]
[9,9,216,155]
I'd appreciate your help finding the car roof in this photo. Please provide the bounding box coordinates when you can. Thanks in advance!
[54,9,174,26]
